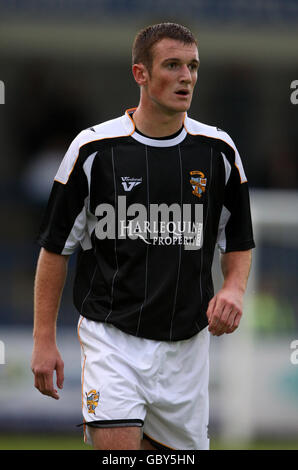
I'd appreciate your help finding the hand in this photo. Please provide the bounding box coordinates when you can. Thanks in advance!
[31,341,64,400]
[206,287,243,336]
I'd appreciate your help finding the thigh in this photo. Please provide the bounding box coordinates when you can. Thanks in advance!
[90,426,142,450]
[144,327,210,450]
[77,317,147,445]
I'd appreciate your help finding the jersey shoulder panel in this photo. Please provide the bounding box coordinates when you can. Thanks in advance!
[54,114,132,185]
[185,116,247,183]
[185,116,237,153]
[89,114,134,140]
[54,128,98,184]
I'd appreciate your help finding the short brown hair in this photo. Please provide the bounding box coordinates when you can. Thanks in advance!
[132,22,197,73]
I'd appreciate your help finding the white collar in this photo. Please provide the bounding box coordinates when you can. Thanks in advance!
[123,108,188,147]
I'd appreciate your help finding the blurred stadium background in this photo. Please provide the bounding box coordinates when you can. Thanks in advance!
[0,0,298,450]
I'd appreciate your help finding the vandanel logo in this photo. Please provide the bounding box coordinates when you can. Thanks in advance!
[121,176,142,191]
[190,171,207,198]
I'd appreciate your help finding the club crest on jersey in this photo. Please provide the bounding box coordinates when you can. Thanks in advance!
[121,176,142,192]
[86,390,100,414]
[190,171,207,198]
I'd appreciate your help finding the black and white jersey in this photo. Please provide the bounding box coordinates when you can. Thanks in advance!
[37,108,255,341]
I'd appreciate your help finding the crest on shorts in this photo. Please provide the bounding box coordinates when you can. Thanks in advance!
[190,171,207,198]
[86,389,100,414]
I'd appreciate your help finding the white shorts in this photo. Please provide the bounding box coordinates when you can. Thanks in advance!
[77,316,210,450]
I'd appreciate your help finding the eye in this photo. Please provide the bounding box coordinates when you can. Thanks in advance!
[167,62,178,70]
[189,63,198,71]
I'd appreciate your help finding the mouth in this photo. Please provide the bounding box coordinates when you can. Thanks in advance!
[175,89,190,98]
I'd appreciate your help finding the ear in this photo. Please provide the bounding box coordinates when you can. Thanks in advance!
[132,63,149,86]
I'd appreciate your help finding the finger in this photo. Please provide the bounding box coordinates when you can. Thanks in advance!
[223,309,236,333]
[56,360,64,390]
[208,298,227,334]
[34,373,42,393]
[210,302,234,336]
[44,372,59,399]
[35,370,59,400]
[34,370,46,394]
[226,312,242,334]
[223,308,234,331]
[214,309,233,336]
[208,310,222,335]
[208,297,222,328]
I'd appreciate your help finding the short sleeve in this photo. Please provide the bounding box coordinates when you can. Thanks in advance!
[36,131,90,255]
[217,142,255,253]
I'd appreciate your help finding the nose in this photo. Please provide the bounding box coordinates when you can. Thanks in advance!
[179,64,192,83]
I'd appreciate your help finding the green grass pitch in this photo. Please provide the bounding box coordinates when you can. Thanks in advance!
[0,434,298,450]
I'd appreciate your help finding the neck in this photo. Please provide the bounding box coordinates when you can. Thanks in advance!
[132,100,185,138]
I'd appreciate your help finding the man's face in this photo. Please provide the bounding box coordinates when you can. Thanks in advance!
[144,38,199,114]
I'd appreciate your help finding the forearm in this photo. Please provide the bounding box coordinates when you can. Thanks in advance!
[33,248,69,342]
[207,250,252,335]
[221,250,252,294]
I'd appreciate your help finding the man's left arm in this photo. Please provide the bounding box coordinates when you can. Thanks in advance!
[207,250,252,336]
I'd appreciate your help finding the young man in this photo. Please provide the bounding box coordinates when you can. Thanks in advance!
[31,23,255,450]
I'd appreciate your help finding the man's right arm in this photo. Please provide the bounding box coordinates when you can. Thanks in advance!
[31,248,69,400]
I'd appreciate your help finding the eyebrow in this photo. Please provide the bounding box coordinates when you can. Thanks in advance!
[162,58,200,65]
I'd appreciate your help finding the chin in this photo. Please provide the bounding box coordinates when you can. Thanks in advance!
[173,99,192,113]
[164,102,191,114]
[173,104,191,113]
